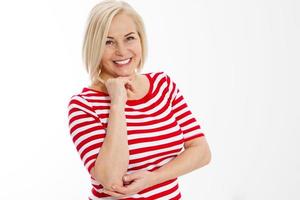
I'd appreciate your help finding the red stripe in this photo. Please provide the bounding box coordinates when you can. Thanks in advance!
[127,120,178,134]
[184,133,205,142]
[129,148,182,164]
[145,181,179,199]
[67,72,203,199]
[139,178,177,194]
[69,98,95,113]
[71,122,104,142]
[128,155,175,171]
[129,129,182,144]
[76,134,104,151]
[127,111,174,126]
[170,192,182,200]
[80,142,101,160]
[180,117,196,127]
[182,125,201,134]
[68,112,90,126]
[130,139,184,155]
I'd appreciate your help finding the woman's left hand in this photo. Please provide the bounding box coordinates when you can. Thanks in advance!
[102,170,157,198]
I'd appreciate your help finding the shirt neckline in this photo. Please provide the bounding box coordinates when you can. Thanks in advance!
[82,73,153,106]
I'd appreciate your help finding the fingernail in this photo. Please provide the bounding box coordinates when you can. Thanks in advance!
[124,176,128,181]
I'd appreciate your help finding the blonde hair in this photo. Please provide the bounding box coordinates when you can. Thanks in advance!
[82,0,148,84]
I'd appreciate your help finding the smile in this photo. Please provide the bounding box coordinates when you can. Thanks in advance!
[113,58,132,66]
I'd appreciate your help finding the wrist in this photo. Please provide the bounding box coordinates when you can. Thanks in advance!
[150,170,162,186]
[110,103,125,110]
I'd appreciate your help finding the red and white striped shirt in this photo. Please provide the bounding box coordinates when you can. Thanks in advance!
[67,71,205,199]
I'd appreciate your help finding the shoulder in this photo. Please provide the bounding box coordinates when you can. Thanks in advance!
[146,71,174,84]
[67,90,97,117]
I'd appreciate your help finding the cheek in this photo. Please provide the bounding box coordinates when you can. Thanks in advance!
[133,43,142,58]
[101,49,114,63]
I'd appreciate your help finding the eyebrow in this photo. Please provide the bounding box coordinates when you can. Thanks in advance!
[107,32,135,39]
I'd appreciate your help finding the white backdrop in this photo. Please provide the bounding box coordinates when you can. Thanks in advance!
[0,0,299,199]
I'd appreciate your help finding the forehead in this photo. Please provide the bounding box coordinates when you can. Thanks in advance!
[108,13,137,37]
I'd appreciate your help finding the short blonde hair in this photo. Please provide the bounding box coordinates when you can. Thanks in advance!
[82,0,148,84]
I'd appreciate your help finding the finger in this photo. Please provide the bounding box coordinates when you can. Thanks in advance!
[102,189,126,198]
[123,173,140,182]
[125,82,134,92]
[123,179,132,185]
[112,184,135,195]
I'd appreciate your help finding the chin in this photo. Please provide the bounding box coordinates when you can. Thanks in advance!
[115,69,136,77]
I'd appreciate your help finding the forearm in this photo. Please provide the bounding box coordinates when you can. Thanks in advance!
[152,144,210,185]
[93,104,129,188]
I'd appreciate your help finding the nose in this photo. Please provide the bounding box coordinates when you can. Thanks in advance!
[115,42,127,56]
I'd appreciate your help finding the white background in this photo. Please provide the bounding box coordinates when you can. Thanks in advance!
[0,0,299,199]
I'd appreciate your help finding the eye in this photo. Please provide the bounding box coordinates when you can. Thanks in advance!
[127,36,135,41]
[106,40,114,45]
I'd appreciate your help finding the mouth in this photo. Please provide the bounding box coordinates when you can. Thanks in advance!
[113,58,132,67]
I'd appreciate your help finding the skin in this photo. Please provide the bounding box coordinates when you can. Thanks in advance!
[89,12,151,193]
[89,12,212,198]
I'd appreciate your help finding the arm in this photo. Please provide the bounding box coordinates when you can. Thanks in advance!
[152,73,211,181]
[92,76,136,190]
[91,104,129,189]
[68,77,137,197]
[104,73,211,197]
[67,95,129,190]
[107,134,211,197]
[151,136,211,185]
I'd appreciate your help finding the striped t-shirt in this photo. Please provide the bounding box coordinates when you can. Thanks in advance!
[67,71,205,199]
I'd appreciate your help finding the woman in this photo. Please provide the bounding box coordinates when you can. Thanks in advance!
[67,0,211,199]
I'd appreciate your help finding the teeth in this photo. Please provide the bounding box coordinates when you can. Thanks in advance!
[114,58,131,65]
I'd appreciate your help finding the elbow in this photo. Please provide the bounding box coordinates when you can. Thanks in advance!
[202,139,212,166]
[197,145,212,168]
[91,166,124,189]
[204,147,212,165]
[91,167,103,184]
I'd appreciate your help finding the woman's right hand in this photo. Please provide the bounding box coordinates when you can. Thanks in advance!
[104,75,135,106]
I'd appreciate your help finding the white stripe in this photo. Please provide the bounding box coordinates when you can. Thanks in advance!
[124,105,172,123]
[127,125,180,140]
[126,113,174,130]
[173,106,189,119]
[157,188,180,200]
[129,144,183,159]
[129,134,183,150]
[85,159,94,173]
[69,115,95,130]
[184,131,203,139]
[131,81,169,110]
[180,120,198,131]
[141,178,179,197]
[69,96,98,118]
[128,152,179,169]
[177,114,194,127]
[74,129,104,147]
[82,148,99,165]
[71,123,102,139]
[78,138,102,155]
[68,110,86,120]
[172,94,185,110]
[128,157,173,174]
[84,95,109,101]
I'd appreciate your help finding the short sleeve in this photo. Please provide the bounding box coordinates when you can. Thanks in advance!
[67,95,106,176]
[166,74,205,142]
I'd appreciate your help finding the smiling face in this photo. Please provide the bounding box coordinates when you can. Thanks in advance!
[100,13,142,80]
